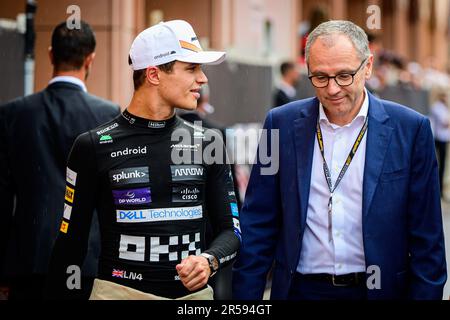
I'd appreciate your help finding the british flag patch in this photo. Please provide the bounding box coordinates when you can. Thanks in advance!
[112,269,124,278]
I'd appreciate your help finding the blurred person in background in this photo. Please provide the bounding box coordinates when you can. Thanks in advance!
[233,20,446,300]
[180,84,241,300]
[0,20,120,300]
[272,62,299,108]
[430,90,450,197]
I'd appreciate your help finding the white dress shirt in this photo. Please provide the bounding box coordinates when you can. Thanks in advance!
[297,89,369,275]
[48,76,87,92]
[430,100,450,142]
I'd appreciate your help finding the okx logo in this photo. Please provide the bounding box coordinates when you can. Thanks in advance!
[109,167,149,186]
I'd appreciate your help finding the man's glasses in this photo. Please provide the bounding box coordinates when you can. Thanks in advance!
[308,57,368,88]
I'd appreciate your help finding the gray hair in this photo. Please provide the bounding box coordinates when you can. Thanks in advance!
[305,20,370,64]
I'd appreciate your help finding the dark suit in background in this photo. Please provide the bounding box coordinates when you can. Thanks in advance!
[0,20,120,300]
[0,81,119,299]
[273,88,294,108]
[272,62,299,108]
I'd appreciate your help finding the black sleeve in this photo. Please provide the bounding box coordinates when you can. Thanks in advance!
[46,132,98,299]
[0,104,14,281]
[203,129,241,270]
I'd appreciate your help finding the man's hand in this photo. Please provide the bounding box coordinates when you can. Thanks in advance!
[176,255,210,292]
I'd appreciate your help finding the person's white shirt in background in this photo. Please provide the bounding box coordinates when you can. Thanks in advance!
[430,99,450,142]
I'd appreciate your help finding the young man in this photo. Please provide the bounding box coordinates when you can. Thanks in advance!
[0,20,119,300]
[46,20,240,300]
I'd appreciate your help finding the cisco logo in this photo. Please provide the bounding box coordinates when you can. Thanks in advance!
[173,186,202,203]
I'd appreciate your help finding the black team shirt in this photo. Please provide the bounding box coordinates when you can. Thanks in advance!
[47,110,241,299]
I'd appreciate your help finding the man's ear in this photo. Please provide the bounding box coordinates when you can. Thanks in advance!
[84,52,96,69]
[146,67,160,85]
[365,54,374,79]
[48,46,54,65]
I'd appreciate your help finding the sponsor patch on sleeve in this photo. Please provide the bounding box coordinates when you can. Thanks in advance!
[233,229,242,242]
[60,220,69,234]
[65,186,75,203]
[233,218,241,233]
[66,168,77,186]
[230,202,239,217]
[63,203,72,220]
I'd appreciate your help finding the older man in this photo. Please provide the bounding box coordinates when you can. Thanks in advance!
[233,20,446,300]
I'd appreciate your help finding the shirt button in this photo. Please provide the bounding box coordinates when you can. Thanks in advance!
[337,264,342,269]
[334,231,341,237]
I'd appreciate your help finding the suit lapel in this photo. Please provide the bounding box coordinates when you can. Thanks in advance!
[294,98,319,227]
[362,93,393,219]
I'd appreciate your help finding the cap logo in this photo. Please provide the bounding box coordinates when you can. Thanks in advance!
[180,40,202,53]
[154,51,176,60]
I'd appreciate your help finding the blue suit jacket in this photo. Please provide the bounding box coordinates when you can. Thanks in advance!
[232,92,447,299]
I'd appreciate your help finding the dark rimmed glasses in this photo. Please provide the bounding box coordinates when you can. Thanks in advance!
[308,57,368,88]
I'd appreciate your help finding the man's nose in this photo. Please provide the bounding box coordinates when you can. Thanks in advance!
[326,77,341,95]
[197,70,208,84]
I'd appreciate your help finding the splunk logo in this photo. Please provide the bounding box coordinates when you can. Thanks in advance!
[109,167,149,186]
[171,165,205,182]
[110,146,147,158]
[112,187,151,205]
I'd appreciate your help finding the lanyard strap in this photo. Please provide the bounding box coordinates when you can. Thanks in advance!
[317,115,368,242]
[316,116,368,196]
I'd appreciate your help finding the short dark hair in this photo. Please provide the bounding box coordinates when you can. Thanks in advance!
[128,56,176,90]
[51,20,96,71]
[280,62,295,76]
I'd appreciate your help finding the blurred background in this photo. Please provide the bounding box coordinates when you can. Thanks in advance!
[1,0,449,121]
[1,0,450,298]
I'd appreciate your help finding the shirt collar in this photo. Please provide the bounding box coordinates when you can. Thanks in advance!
[48,76,87,92]
[319,88,369,130]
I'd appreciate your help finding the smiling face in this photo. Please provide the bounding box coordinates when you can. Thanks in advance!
[308,34,373,125]
[157,61,208,111]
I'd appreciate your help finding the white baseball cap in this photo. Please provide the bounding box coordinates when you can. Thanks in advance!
[129,20,226,70]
